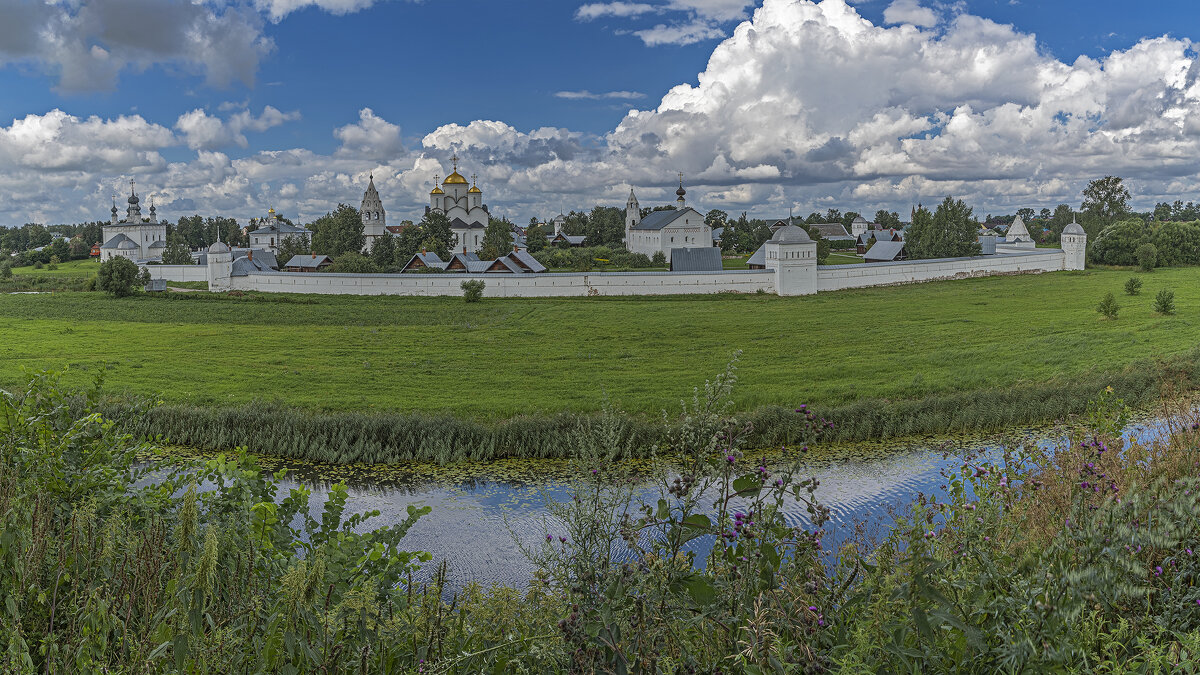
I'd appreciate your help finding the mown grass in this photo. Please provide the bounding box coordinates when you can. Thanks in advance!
[1,267,1196,422]
[9,257,102,277]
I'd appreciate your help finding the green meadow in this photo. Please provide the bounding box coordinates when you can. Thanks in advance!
[1,266,1196,420]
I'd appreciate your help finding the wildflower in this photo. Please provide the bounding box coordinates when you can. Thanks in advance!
[546,534,553,542]
[1155,566,1163,577]
[808,606,817,612]
[726,455,736,464]
[559,536,567,544]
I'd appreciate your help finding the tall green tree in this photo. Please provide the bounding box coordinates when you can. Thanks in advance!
[479,219,515,259]
[277,235,310,268]
[584,206,625,247]
[905,197,981,259]
[1082,176,1131,226]
[704,209,729,227]
[525,224,547,253]
[161,234,194,265]
[1089,219,1149,266]
[874,210,901,229]
[97,257,140,297]
[309,204,364,256]
[417,211,454,257]
[370,232,397,270]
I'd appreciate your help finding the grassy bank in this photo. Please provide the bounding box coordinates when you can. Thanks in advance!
[6,372,1200,673]
[1,267,1196,419]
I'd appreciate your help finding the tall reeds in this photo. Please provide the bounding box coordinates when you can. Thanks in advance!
[79,348,1197,463]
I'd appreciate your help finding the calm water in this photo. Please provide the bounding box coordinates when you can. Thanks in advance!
[157,413,1183,592]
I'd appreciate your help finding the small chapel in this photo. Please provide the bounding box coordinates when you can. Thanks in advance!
[99,181,167,262]
[623,175,713,258]
[426,155,489,251]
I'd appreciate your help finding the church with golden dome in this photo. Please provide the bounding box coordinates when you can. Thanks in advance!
[426,155,489,251]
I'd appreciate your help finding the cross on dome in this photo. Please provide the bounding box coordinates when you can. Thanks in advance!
[451,154,459,171]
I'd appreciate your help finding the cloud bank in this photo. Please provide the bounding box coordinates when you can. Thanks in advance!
[3,0,1200,226]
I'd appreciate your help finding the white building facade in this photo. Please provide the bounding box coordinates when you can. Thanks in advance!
[428,156,489,252]
[99,183,167,262]
[623,183,712,258]
[247,209,311,254]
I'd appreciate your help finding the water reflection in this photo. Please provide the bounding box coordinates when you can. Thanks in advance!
[147,413,1183,592]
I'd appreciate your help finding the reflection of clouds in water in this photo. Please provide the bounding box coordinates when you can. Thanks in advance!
[158,408,1190,591]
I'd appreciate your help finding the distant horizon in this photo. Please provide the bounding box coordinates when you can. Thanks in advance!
[2,0,1199,226]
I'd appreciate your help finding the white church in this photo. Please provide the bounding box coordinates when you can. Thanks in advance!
[624,177,712,258]
[99,182,167,262]
[427,155,490,251]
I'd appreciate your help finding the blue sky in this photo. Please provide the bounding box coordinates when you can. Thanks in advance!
[1,0,1199,225]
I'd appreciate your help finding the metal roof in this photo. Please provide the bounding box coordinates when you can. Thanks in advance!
[100,233,136,249]
[811,222,849,238]
[669,247,723,272]
[631,208,698,231]
[249,222,310,236]
[508,249,547,273]
[747,243,767,267]
[231,255,276,276]
[864,240,907,262]
[284,254,332,269]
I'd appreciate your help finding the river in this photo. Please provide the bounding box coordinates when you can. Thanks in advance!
[150,412,1182,593]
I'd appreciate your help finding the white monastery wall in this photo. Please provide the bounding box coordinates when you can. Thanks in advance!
[227,270,776,297]
[817,249,1066,292]
[145,265,209,282]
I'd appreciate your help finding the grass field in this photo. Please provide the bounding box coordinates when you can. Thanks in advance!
[9,258,102,277]
[1,266,1196,421]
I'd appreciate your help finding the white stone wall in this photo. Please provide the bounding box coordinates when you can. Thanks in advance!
[816,249,1066,292]
[228,270,776,297]
[145,265,209,282]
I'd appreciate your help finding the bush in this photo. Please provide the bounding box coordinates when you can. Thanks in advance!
[461,278,485,302]
[0,260,11,280]
[96,256,140,297]
[651,250,666,266]
[1136,242,1158,271]
[1153,288,1175,315]
[328,251,379,274]
[1097,291,1119,319]
[33,260,43,269]
[1124,276,1143,295]
[47,255,59,270]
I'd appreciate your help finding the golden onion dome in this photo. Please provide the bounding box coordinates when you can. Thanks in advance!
[468,185,482,194]
[443,171,469,185]
[431,186,444,195]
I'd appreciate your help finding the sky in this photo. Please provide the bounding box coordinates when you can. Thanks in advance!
[1,0,1199,226]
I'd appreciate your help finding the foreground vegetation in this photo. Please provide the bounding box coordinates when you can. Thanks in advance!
[4,370,1200,673]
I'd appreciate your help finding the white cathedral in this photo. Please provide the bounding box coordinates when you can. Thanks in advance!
[99,182,167,262]
[427,155,489,251]
[624,177,712,258]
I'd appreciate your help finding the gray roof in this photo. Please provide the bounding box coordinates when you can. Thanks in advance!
[487,256,524,273]
[711,226,725,241]
[508,249,547,273]
[208,241,231,254]
[771,225,813,244]
[284,254,332,269]
[631,208,695,231]
[231,255,276,276]
[552,233,587,245]
[864,240,907,262]
[101,233,136,249]
[747,243,767,267]
[249,221,310,236]
[872,229,900,242]
[402,251,448,271]
[449,217,486,230]
[811,222,850,238]
[1063,221,1085,235]
[149,240,167,248]
[669,247,723,272]
[117,239,138,250]
[856,232,873,245]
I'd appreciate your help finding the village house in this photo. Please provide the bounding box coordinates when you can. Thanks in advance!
[284,254,333,272]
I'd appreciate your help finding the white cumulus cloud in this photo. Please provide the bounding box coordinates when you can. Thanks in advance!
[882,0,939,28]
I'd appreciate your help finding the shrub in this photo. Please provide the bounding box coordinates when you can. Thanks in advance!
[1124,276,1143,295]
[1153,288,1175,315]
[96,256,140,297]
[47,254,59,270]
[461,278,485,302]
[1136,242,1158,271]
[651,250,666,266]
[1097,291,1119,319]
[0,260,11,280]
[33,260,43,269]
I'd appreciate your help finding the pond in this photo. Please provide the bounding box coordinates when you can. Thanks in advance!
[153,412,1181,593]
